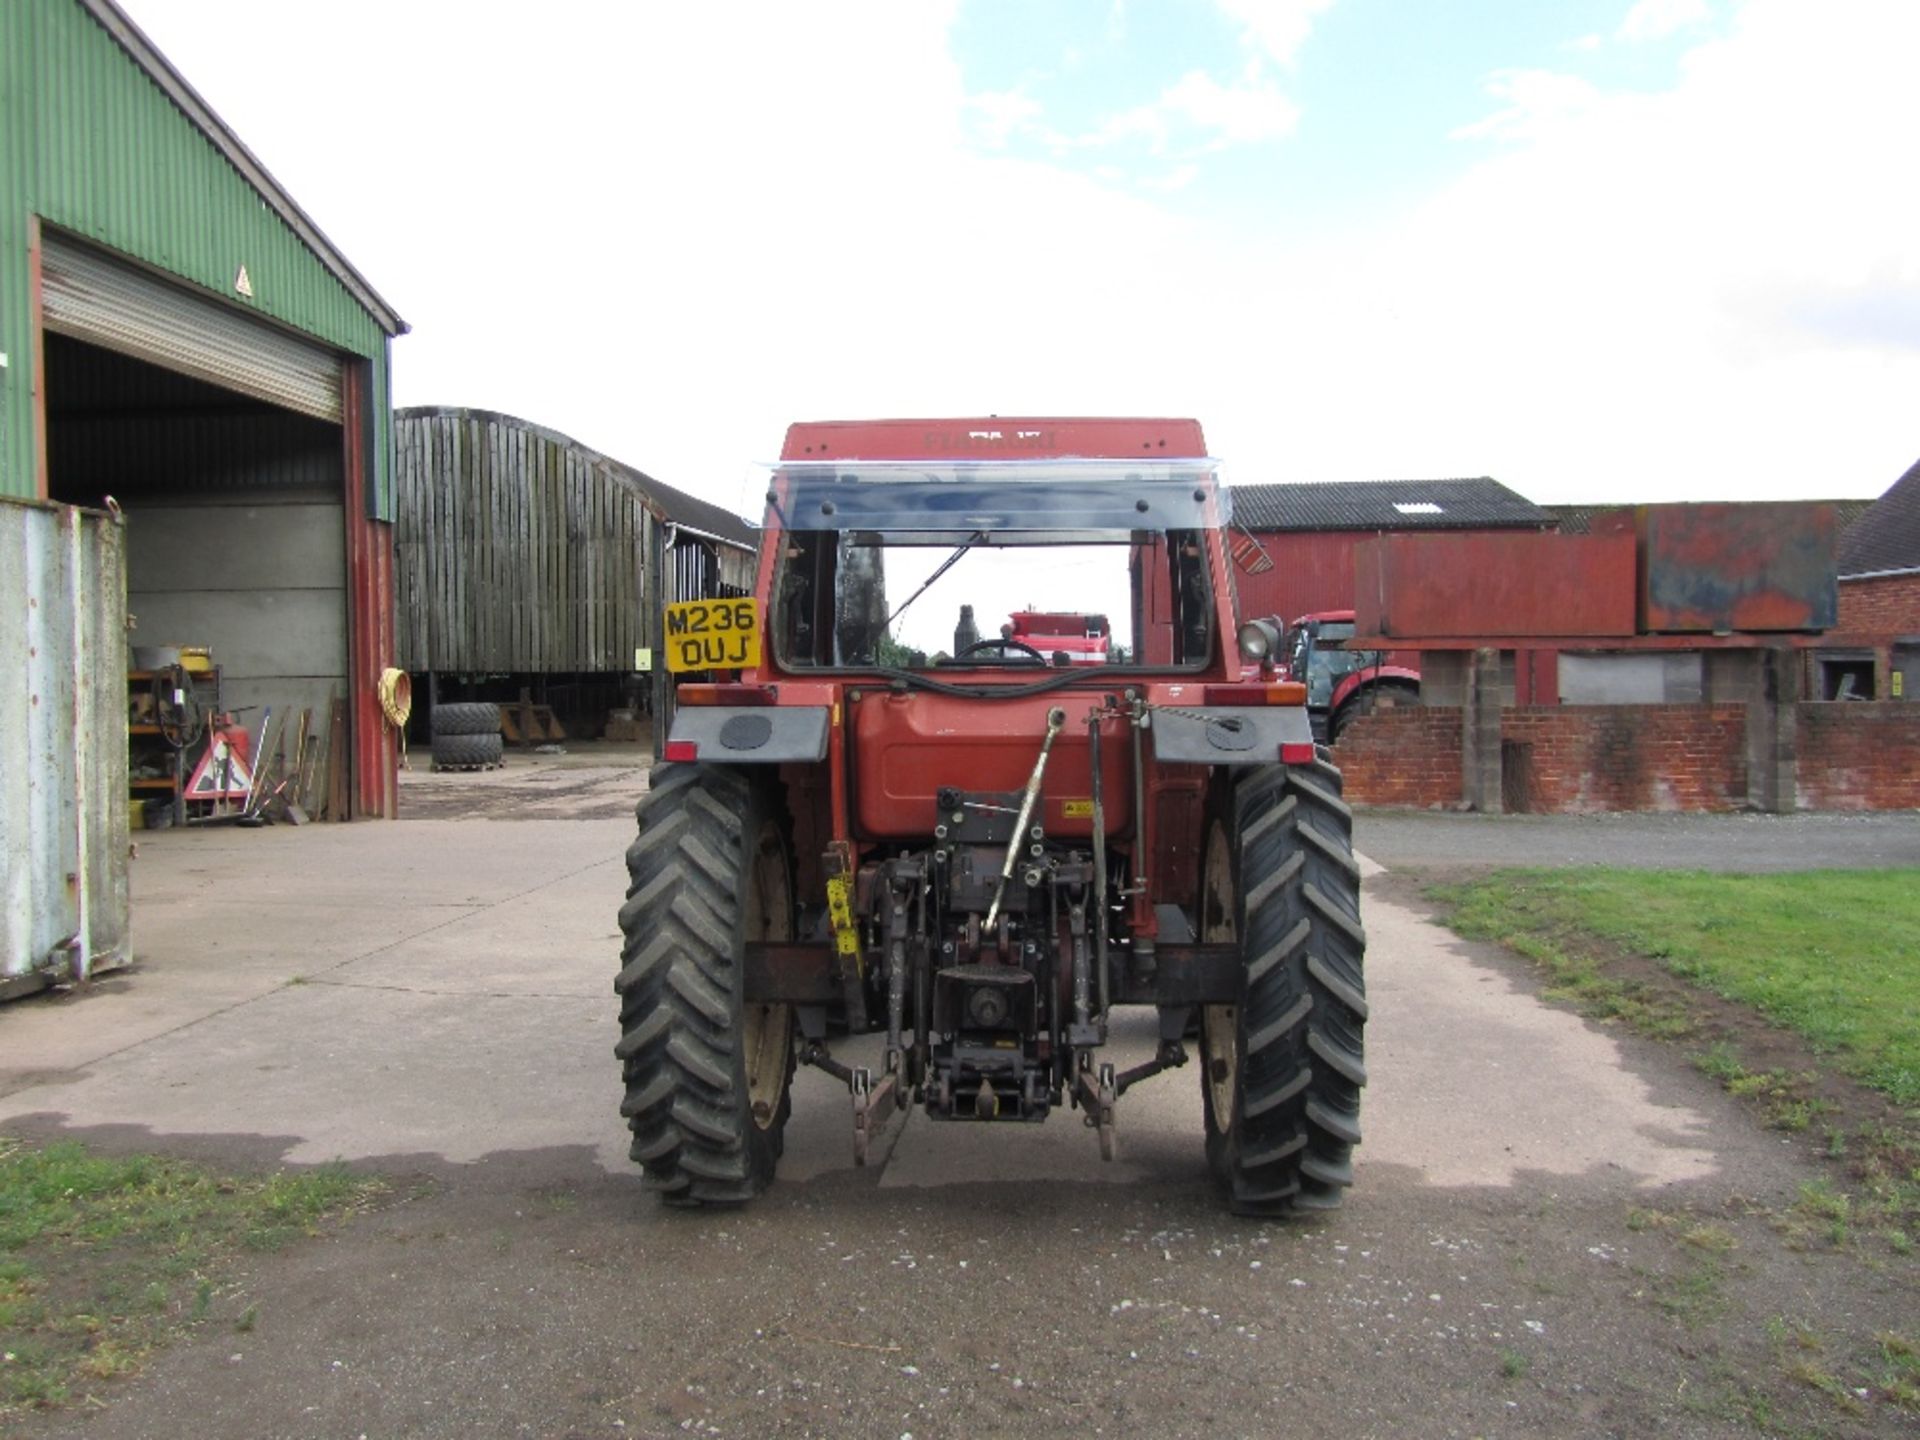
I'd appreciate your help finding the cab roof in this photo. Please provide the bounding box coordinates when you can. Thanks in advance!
[781,418,1206,462]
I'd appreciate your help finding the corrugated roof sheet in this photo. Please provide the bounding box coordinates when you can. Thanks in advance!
[1837,458,1920,577]
[1545,504,1627,535]
[1231,478,1551,532]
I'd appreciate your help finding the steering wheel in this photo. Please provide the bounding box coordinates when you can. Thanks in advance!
[952,637,1047,663]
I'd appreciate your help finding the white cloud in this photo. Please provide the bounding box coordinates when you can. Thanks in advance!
[966,88,1044,149]
[1619,0,1712,43]
[1451,69,1603,143]
[1215,0,1337,68]
[1082,67,1299,154]
[1141,163,1203,192]
[1236,0,1920,499]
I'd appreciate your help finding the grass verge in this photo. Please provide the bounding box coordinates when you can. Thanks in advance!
[1426,866,1920,1244]
[1427,867,1919,1104]
[0,1137,383,1418]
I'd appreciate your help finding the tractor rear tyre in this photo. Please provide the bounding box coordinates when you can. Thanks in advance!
[1329,680,1419,745]
[1200,752,1367,1215]
[615,764,795,1204]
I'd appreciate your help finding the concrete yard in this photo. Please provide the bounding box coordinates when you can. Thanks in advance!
[1,762,1915,1438]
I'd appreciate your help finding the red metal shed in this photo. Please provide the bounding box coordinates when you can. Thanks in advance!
[1229,478,1554,624]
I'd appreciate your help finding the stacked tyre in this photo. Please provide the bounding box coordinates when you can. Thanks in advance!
[431,702,503,772]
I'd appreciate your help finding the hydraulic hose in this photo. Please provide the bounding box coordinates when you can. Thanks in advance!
[378,668,414,768]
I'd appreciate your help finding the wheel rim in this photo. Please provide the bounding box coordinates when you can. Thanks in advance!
[743,818,793,1131]
[1200,817,1237,1133]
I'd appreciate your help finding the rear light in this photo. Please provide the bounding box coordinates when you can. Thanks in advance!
[677,684,774,706]
[663,740,699,762]
[1204,682,1308,706]
[1280,742,1317,765]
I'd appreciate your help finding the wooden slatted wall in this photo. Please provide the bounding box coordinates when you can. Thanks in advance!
[394,409,660,674]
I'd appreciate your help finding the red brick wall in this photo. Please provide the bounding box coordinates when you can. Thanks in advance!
[1335,700,1919,813]
[1795,703,1920,810]
[1334,707,1461,808]
[1837,573,1920,634]
[1333,704,1747,811]
[1499,705,1747,813]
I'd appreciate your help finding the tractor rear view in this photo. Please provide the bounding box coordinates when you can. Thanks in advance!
[615,419,1367,1215]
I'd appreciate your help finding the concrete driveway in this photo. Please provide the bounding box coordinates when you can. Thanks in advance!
[2,767,1913,1438]
[0,794,1747,1191]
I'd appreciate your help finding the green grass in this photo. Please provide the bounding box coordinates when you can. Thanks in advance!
[1429,868,1920,1106]
[0,1137,381,1416]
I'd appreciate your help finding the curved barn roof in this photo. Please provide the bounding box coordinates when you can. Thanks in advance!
[395,406,754,548]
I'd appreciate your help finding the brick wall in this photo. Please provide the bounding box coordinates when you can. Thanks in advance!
[1333,703,1747,811]
[1837,573,1920,634]
[1795,703,1920,810]
[1334,707,1461,808]
[1499,705,1747,813]
[1335,700,1919,813]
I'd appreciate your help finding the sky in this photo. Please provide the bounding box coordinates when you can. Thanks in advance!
[126,0,1920,515]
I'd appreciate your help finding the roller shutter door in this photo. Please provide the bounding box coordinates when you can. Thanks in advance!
[40,233,343,423]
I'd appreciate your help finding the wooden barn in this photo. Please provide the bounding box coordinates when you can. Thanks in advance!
[393,406,755,736]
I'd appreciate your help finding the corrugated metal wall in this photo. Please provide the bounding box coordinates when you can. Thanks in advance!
[395,410,661,674]
[0,498,129,997]
[0,0,396,513]
[1233,530,1372,623]
[1234,527,1566,627]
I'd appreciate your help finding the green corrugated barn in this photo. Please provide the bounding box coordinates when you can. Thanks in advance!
[1,0,408,815]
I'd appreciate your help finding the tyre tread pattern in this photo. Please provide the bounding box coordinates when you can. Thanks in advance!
[1223,755,1367,1215]
[431,701,501,738]
[431,732,503,769]
[614,763,781,1205]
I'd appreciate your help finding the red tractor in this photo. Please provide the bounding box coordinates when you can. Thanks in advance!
[617,419,1366,1215]
[1006,611,1113,664]
[1282,609,1422,744]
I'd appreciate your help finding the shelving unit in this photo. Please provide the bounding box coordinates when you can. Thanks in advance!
[128,666,221,826]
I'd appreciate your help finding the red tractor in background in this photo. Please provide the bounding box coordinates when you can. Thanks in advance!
[1282,609,1422,744]
[616,419,1367,1216]
[1007,610,1112,664]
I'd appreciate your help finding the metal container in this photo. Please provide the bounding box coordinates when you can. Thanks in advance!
[1640,502,1839,633]
[0,497,130,998]
[1354,531,1639,638]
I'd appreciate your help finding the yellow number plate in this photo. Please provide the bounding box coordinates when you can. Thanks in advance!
[664,598,763,673]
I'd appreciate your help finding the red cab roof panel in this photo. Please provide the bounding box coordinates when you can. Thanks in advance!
[781,417,1207,462]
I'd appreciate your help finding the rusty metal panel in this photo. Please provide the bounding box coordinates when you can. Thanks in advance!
[1641,502,1838,633]
[1354,532,1638,638]
[1231,530,1367,622]
[1,497,130,999]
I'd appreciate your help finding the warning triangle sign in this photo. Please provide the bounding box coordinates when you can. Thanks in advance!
[186,736,254,801]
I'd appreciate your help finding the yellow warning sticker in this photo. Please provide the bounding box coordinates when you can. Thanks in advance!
[1061,798,1095,819]
[826,874,860,958]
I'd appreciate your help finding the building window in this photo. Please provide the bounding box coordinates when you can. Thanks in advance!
[1816,653,1876,701]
